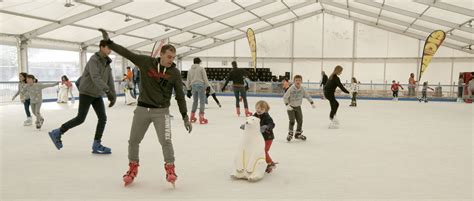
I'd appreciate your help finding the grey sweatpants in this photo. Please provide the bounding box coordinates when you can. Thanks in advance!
[287,106,303,132]
[30,103,43,123]
[128,106,174,163]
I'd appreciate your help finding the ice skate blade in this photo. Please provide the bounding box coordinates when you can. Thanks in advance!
[92,150,112,154]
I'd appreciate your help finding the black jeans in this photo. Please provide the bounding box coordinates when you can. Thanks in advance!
[325,92,339,119]
[233,86,248,109]
[60,94,107,140]
[23,98,31,117]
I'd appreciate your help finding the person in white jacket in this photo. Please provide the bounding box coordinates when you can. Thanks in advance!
[186,57,211,124]
[349,77,359,107]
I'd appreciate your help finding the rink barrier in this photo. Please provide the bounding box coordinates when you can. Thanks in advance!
[0,80,464,104]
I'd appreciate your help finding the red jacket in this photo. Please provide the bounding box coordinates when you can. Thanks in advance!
[391,83,403,91]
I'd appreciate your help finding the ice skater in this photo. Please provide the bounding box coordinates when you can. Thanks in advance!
[205,86,221,108]
[391,80,404,101]
[186,57,210,124]
[22,75,59,130]
[57,75,74,103]
[221,61,252,117]
[419,81,434,103]
[12,72,32,126]
[252,100,277,173]
[122,73,137,105]
[320,71,328,99]
[283,75,315,141]
[323,65,349,129]
[349,77,359,107]
[48,40,117,154]
[96,29,192,188]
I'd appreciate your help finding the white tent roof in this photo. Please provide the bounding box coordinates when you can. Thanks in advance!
[1,0,473,56]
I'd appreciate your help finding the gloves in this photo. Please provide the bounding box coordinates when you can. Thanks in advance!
[311,102,316,109]
[106,90,116,107]
[286,105,293,111]
[240,124,245,130]
[186,90,192,98]
[98,28,110,40]
[260,125,269,133]
[183,115,192,134]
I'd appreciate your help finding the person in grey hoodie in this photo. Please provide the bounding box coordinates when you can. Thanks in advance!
[48,40,117,154]
[186,57,210,124]
[22,74,59,129]
[283,74,315,142]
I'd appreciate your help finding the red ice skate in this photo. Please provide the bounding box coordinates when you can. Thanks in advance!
[244,108,252,117]
[123,161,139,186]
[190,112,197,123]
[164,163,177,188]
[199,112,208,124]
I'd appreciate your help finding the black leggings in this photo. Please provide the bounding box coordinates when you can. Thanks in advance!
[206,92,220,105]
[325,92,339,119]
[60,94,107,140]
[392,90,399,98]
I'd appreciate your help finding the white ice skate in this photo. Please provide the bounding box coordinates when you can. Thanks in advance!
[332,117,340,125]
[329,119,339,129]
[23,117,32,126]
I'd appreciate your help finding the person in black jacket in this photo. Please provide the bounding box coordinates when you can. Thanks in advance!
[320,71,328,99]
[323,65,349,129]
[221,61,251,116]
[245,100,276,173]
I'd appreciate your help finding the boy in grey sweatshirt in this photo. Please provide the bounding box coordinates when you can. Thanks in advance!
[21,75,58,129]
[283,75,315,142]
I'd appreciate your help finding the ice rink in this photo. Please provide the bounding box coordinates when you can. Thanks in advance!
[1,96,472,201]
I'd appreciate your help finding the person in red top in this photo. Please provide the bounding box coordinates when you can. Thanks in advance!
[58,75,75,103]
[391,80,404,101]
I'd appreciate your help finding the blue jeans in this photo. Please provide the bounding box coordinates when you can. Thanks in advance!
[24,98,31,117]
[233,86,248,109]
[191,83,206,113]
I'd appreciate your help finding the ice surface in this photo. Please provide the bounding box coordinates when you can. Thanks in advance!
[1,96,472,201]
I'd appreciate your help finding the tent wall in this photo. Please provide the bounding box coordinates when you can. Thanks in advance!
[182,13,472,85]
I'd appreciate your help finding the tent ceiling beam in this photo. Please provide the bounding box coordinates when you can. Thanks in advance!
[126,1,274,50]
[325,9,474,54]
[22,0,132,39]
[322,1,473,45]
[81,0,215,47]
[179,10,323,58]
[175,1,315,49]
[414,0,474,17]
[355,0,474,33]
